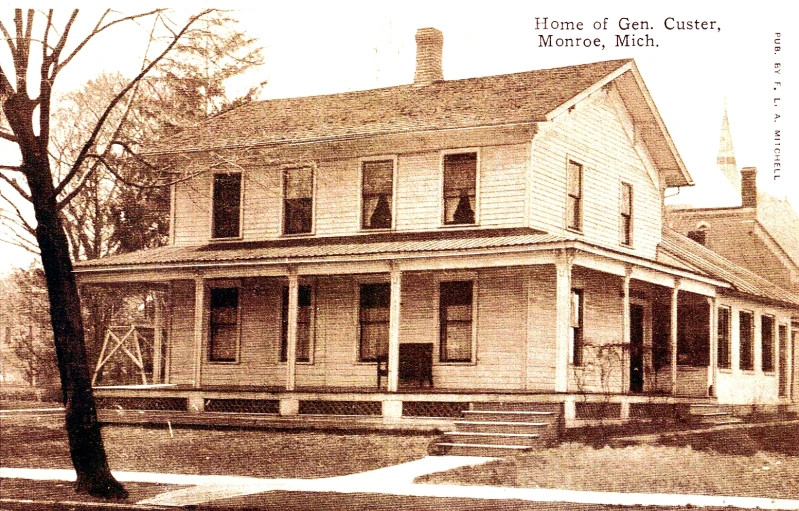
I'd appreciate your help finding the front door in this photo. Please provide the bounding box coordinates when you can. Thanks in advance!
[629,304,645,393]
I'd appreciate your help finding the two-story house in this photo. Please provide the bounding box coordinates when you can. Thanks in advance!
[75,28,799,429]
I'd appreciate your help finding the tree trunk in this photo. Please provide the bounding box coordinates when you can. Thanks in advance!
[24,157,128,500]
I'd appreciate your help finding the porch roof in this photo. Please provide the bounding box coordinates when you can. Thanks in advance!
[658,228,799,307]
[74,227,570,270]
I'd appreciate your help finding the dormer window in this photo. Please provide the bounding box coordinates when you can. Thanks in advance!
[283,167,314,235]
[361,160,394,230]
[211,173,242,239]
[443,152,477,225]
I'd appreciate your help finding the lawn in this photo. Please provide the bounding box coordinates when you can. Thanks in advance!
[416,424,799,500]
[0,417,433,479]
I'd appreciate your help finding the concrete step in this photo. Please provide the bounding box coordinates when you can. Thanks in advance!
[454,420,549,435]
[461,410,557,423]
[434,442,533,457]
[443,431,541,446]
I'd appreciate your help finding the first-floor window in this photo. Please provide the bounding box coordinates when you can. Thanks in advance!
[440,281,474,362]
[209,287,239,362]
[739,311,754,371]
[717,306,731,369]
[570,289,584,365]
[280,285,313,362]
[359,283,390,362]
[761,315,775,372]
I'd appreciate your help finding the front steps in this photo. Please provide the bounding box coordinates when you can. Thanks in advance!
[679,403,744,426]
[430,403,561,457]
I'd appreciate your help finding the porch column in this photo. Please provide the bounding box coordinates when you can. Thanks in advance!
[555,250,574,393]
[152,293,164,384]
[707,296,718,396]
[192,276,205,389]
[387,265,402,393]
[670,280,680,396]
[622,268,632,392]
[286,270,299,391]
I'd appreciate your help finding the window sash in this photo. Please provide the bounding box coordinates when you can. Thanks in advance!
[761,315,775,372]
[621,183,632,245]
[567,161,583,230]
[570,289,584,366]
[739,311,754,371]
[209,287,238,362]
[283,168,313,234]
[212,174,241,239]
[280,285,313,363]
[359,283,390,362]
[717,307,731,369]
[443,153,477,225]
[440,281,474,362]
[362,160,394,230]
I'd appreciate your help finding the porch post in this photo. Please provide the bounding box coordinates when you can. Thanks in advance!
[670,280,680,396]
[555,250,574,393]
[192,276,205,389]
[622,267,632,392]
[707,296,717,397]
[387,265,402,393]
[286,270,299,391]
[152,292,163,384]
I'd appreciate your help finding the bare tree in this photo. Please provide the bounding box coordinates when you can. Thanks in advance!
[0,8,214,498]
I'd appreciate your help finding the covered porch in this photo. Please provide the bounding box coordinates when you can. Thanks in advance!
[75,230,731,427]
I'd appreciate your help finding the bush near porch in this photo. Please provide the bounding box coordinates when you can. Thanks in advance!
[416,424,799,500]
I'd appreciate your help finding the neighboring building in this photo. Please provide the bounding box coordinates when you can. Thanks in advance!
[668,109,799,407]
[74,29,799,427]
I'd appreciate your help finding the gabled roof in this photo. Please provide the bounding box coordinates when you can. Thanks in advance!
[659,228,799,307]
[147,59,691,187]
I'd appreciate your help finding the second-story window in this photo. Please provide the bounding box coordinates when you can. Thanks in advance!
[212,173,241,239]
[620,182,633,246]
[443,152,477,225]
[567,160,583,231]
[283,167,313,235]
[362,160,393,230]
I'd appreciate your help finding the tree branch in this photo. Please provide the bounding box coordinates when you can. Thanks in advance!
[0,129,19,143]
[54,9,214,197]
[0,171,32,201]
[0,189,34,234]
[55,9,163,75]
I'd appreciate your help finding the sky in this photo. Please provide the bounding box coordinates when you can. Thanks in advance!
[0,1,795,270]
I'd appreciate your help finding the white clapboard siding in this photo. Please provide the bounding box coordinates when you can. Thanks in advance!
[172,173,211,246]
[530,90,663,258]
[167,280,197,384]
[526,266,557,390]
[242,169,281,239]
[394,152,443,231]
[478,145,528,227]
[314,159,360,236]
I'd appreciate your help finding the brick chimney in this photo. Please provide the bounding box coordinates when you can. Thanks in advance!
[740,166,757,209]
[414,28,444,86]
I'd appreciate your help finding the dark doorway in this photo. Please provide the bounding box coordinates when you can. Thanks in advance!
[630,304,645,393]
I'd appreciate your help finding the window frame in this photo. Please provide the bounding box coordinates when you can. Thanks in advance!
[280,283,315,364]
[440,149,480,227]
[761,314,776,373]
[210,172,243,240]
[359,156,397,231]
[281,166,316,236]
[357,281,392,363]
[569,288,584,366]
[566,159,584,232]
[207,283,242,364]
[717,306,732,370]
[620,181,633,247]
[437,277,478,364]
[739,310,755,372]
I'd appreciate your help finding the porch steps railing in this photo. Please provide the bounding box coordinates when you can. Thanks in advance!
[430,404,561,456]
[681,403,743,426]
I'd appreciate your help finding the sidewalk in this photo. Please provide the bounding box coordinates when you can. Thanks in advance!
[3,457,799,511]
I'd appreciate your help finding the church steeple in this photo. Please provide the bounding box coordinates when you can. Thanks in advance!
[717,103,740,192]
